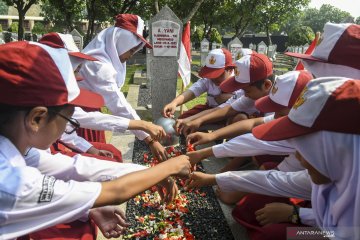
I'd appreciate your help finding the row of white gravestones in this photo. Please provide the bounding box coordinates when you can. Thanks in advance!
[199,38,222,66]
[287,43,309,54]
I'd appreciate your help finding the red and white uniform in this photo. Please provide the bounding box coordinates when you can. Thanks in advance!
[230,95,259,116]
[0,136,101,239]
[215,169,315,226]
[188,78,231,107]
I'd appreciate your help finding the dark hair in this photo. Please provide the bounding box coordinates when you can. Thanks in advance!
[0,104,68,132]
[249,74,275,90]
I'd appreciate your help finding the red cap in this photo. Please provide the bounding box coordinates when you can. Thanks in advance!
[198,48,235,79]
[253,77,360,141]
[115,14,152,49]
[0,41,104,108]
[39,32,98,61]
[255,70,313,113]
[220,53,273,93]
[285,23,360,70]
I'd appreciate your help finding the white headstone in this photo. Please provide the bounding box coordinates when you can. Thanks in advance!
[302,43,309,53]
[152,20,180,57]
[200,38,209,66]
[267,44,277,59]
[148,6,183,120]
[257,41,267,54]
[228,37,243,61]
[70,29,83,50]
[0,33,4,44]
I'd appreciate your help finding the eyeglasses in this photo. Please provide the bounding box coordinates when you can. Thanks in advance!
[55,112,80,134]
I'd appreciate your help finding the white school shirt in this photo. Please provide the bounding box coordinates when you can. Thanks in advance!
[217,89,244,108]
[58,107,132,153]
[230,95,258,115]
[24,148,147,182]
[213,132,295,158]
[188,78,225,107]
[0,136,101,240]
[73,107,130,133]
[216,169,311,199]
[79,61,148,140]
[212,133,304,172]
[216,169,315,227]
[59,130,93,153]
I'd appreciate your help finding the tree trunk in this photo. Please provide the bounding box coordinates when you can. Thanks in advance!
[182,0,205,24]
[18,9,25,40]
[154,0,159,13]
[266,26,271,45]
[85,0,96,45]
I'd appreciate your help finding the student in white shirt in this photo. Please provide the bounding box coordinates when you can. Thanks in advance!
[188,77,360,239]
[0,41,191,239]
[163,48,236,121]
[78,14,168,161]
[177,53,274,136]
[38,32,167,163]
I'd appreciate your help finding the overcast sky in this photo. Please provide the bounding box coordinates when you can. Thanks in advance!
[309,0,360,18]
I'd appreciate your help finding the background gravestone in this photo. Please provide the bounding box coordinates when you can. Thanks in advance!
[148,5,182,120]
[302,43,309,53]
[267,44,277,60]
[0,32,4,44]
[228,37,243,61]
[71,29,83,50]
[200,38,209,66]
[257,41,267,55]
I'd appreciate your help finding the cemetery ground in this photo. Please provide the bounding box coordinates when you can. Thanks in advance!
[98,52,295,240]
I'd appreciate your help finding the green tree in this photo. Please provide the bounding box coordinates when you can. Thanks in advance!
[209,27,222,44]
[31,21,46,34]
[8,21,18,32]
[41,0,85,33]
[0,0,8,14]
[302,4,354,33]
[253,0,310,45]
[191,26,204,48]
[356,16,360,24]
[222,0,265,38]
[3,0,38,40]
[288,25,314,46]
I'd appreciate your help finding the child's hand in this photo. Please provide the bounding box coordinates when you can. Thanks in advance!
[181,120,202,137]
[167,155,191,178]
[255,202,294,226]
[187,150,203,166]
[163,102,177,118]
[187,131,214,147]
[144,121,166,141]
[89,206,130,239]
[157,177,178,204]
[98,150,114,158]
[185,172,216,190]
[173,118,188,135]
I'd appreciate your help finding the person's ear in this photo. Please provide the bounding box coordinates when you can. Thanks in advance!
[264,79,273,91]
[25,107,49,133]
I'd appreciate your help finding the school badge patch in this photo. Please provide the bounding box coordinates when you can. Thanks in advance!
[38,175,56,202]
[209,56,216,65]
[293,86,308,110]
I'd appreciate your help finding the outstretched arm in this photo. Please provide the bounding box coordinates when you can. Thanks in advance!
[94,155,191,207]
